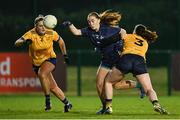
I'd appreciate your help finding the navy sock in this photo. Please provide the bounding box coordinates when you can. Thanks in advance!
[105,99,112,102]
[45,95,51,107]
[152,100,159,105]
[102,101,106,109]
[62,97,69,105]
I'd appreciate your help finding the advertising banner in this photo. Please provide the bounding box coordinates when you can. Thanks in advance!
[0,52,41,93]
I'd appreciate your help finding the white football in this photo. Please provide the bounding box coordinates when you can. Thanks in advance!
[43,15,57,29]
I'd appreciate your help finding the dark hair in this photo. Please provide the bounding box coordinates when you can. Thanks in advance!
[34,14,44,25]
[134,24,158,43]
[134,24,146,35]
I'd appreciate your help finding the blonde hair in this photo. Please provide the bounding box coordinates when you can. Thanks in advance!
[99,10,121,26]
[87,10,122,26]
[87,12,100,20]
[34,14,44,26]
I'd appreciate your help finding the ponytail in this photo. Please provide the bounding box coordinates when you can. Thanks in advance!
[134,24,158,43]
[99,10,121,26]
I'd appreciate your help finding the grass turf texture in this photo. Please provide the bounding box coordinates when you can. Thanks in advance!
[0,95,180,119]
[0,67,180,119]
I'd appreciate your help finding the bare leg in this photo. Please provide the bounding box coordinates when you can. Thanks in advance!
[102,67,124,114]
[113,79,146,98]
[113,80,136,89]
[38,62,55,95]
[48,73,72,112]
[96,67,109,111]
[37,61,55,110]
[136,73,157,101]
[103,67,123,114]
[105,67,124,100]
[48,73,65,100]
[136,73,169,114]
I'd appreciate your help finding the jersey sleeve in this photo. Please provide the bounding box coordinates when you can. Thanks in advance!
[22,31,32,41]
[81,27,89,37]
[52,31,60,42]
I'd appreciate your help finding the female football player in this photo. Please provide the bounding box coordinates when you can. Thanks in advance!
[62,10,145,114]
[14,15,72,112]
[104,24,169,114]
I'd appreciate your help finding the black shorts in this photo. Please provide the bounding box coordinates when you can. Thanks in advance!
[99,42,122,69]
[32,58,57,75]
[116,54,147,76]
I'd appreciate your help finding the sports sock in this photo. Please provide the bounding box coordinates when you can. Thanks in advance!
[152,100,159,105]
[105,99,112,108]
[136,81,142,88]
[45,95,51,107]
[62,97,69,105]
[102,101,106,109]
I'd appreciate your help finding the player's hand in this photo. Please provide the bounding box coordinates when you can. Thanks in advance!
[63,54,69,64]
[15,41,24,47]
[60,21,72,28]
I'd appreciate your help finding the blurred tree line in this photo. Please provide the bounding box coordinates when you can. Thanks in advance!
[0,0,178,52]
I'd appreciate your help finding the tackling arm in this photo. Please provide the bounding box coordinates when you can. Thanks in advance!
[62,21,82,36]
[119,28,127,39]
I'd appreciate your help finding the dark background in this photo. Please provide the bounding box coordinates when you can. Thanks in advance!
[0,0,179,66]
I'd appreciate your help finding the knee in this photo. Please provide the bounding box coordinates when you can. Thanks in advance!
[38,71,47,79]
[145,88,155,96]
[96,79,104,89]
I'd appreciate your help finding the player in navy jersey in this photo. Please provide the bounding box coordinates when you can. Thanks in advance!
[62,10,145,114]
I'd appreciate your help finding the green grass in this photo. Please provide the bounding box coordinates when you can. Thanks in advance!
[1,66,179,119]
[0,95,180,119]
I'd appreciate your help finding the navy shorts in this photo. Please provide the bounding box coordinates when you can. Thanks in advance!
[99,41,122,69]
[100,52,120,69]
[32,58,57,75]
[116,54,148,76]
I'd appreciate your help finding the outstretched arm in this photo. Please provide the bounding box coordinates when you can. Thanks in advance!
[62,21,82,36]
[15,37,32,47]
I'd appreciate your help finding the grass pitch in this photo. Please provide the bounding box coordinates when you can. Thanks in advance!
[0,95,179,119]
[0,67,179,119]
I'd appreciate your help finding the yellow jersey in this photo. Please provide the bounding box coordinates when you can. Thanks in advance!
[22,28,60,66]
[122,34,148,58]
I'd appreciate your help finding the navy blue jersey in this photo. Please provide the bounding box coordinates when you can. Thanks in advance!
[81,24,124,69]
[81,24,122,48]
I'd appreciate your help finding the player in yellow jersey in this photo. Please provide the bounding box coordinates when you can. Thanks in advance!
[14,15,72,112]
[103,24,169,114]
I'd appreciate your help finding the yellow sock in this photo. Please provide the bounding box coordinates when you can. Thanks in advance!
[106,102,112,108]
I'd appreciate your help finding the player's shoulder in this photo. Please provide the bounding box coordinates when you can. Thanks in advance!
[124,33,132,38]
[46,29,58,35]
[25,28,36,34]
[81,27,90,31]
[134,34,146,40]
